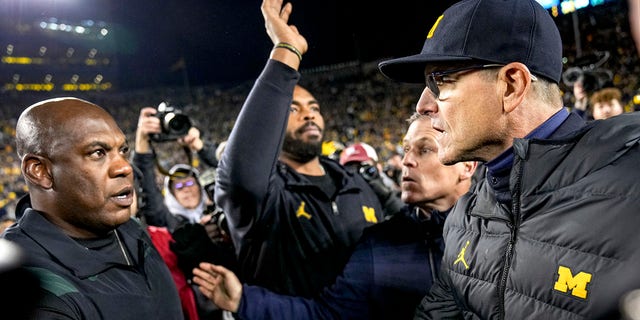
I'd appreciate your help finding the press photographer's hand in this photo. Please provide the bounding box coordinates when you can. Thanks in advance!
[135,107,162,153]
[200,212,230,244]
[137,107,162,137]
[178,127,204,152]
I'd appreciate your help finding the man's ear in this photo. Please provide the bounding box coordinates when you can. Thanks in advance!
[459,161,478,182]
[499,62,535,113]
[22,154,53,189]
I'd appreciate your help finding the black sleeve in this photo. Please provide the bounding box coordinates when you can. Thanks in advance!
[197,141,219,168]
[132,152,178,230]
[214,60,300,231]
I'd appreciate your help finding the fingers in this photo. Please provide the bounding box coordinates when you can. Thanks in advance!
[188,127,200,138]
[193,265,223,286]
[261,0,283,20]
[138,114,161,134]
[195,262,230,277]
[199,214,213,225]
[139,106,157,117]
[192,269,216,297]
[206,262,231,275]
[280,2,292,21]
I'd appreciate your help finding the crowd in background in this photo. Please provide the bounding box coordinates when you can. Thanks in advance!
[1,0,638,221]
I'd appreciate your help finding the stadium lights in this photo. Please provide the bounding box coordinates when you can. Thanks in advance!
[2,82,112,92]
[38,17,110,39]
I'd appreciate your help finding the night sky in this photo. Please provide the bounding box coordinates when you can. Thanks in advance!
[109,0,459,88]
[1,0,458,89]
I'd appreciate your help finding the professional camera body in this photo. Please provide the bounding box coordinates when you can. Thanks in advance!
[358,163,380,182]
[561,50,613,91]
[198,168,230,240]
[204,205,228,236]
[149,102,192,142]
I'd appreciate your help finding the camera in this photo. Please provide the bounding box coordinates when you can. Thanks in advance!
[562,50,613,90]
[358,163,380,182]
[149,102,192,142]
[203,204,229,240]
[198,168,217,203]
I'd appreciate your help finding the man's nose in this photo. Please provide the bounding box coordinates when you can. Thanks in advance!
[416,86,438,116]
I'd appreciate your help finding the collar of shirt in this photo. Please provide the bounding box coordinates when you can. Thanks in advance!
[19,209,143,277]
[485,108,570,202]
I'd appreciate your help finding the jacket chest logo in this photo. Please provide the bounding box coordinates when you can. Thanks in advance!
[362,206,378,223]
[553,265,592,299]
[296,202,312,219]
[454,240,470,270]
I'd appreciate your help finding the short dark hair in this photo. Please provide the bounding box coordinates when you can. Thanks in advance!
[590,87,622,106]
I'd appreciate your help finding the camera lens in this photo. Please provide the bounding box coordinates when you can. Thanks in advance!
[359,164,379,181]
[165,113,191,136]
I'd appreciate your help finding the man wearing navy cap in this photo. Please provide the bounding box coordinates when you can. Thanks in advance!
[379,0,640,319]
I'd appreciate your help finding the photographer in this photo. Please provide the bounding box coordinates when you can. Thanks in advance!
[132,106,214,230]
[132,106,235,320]
[562,52,614,121]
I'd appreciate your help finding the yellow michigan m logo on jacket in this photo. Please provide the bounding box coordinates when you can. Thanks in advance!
[553,265,592,299]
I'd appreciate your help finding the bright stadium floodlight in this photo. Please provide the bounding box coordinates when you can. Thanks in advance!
[575,0,590,9]
[536,0,560,9]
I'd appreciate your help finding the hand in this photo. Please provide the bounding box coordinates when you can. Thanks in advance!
[136,107,161,138]
[261,0,308,66]
[135,107,161,153]
[178,127,204,152]
[193,262,242,312]
[199,213,231,244]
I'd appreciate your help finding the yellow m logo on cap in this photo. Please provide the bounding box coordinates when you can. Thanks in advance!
[553,265,592,299]
[427,15,444,39]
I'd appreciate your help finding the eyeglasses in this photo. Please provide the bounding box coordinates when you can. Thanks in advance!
[426,64,506,100]
[174,179,196,190]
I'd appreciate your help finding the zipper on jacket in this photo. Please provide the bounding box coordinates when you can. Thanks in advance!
[427,243,437,281]
[498,159,524,320]
[331,201,339,215]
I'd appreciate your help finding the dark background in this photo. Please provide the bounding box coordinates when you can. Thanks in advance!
[113,0,459,88]
[0,0,458,89]
[3,0,624,90]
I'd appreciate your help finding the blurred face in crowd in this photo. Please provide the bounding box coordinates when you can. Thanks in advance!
[401,115,473,211]
[171,176,201,209]
[17,98,134,238]
[592,98,624,120]
[282,85,325,163]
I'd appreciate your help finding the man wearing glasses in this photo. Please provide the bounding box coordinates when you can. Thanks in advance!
[379,0,640,319]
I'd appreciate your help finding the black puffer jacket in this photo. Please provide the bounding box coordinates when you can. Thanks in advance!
[417,112,640,320]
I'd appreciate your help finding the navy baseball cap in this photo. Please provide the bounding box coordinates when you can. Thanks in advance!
[378,0,563,84]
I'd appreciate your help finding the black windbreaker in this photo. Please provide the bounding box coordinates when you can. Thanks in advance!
[215,60,384,297]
